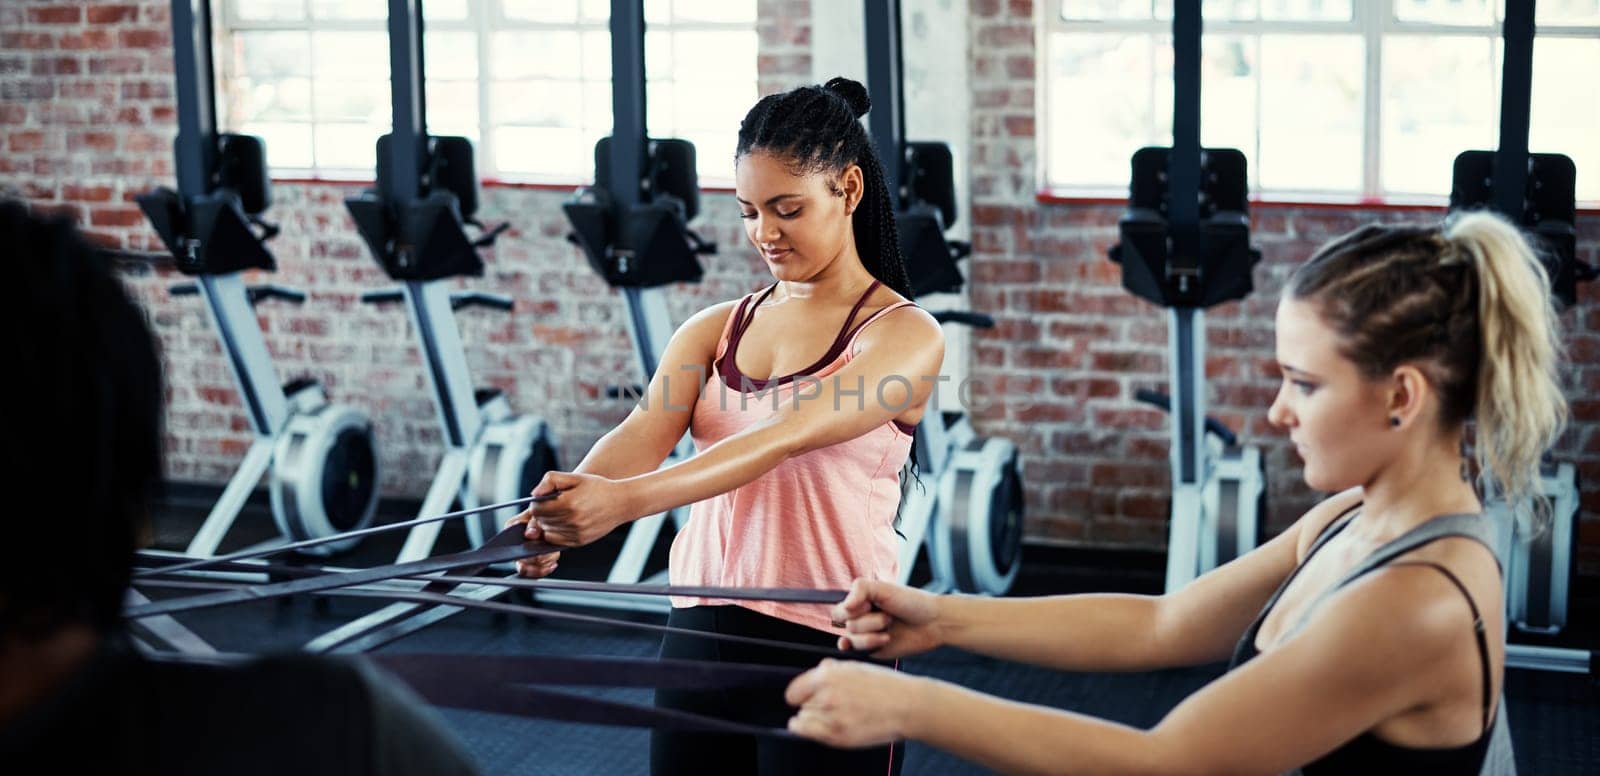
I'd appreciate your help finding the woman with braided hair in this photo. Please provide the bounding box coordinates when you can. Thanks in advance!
[507,77,939,774]
[785,213,1563,775]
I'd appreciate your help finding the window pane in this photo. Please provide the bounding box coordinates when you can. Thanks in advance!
[1529,37,1600,201]
[314,124,385,170]
[426,81,479,142]
[580,0,610,22]
[237,77,312,122]
[1060,0,1157,20]
[582,29,611,80]
[313,31,389,78]
[237,31,311,78]
[1382,37,1497,196]
[426,31,477,80]
[493,31,582,79]
[1537,0,1600,24]
[425,0,470,20]
[234,0,305,22]
[671,80,755,133]
[1201,35,1256,162]
[1393,0,1494,24]
[647,82,676,132]
[1260,35,1362,192]
[495,126,593,177]
[314,79,388,122]
[645,0,670,24]
[582,82,613,130]
[670,30,757,78]
[1260,0,1351,20]
[1203,0,1256,20]
[493,80,585,126]
[309,0,384,21]
[645,29,673,79]
[674,0,756,24]
[239,122,314,168]
[692,131,738,184]
[1046,32,1171,189]
[501,0,578,23]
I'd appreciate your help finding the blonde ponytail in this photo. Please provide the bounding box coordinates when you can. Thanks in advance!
[1442,211,1568,514]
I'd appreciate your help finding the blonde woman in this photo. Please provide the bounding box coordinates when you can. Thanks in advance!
[786,212,1563,775]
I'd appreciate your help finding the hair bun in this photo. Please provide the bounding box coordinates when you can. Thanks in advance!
[823,77,871,119]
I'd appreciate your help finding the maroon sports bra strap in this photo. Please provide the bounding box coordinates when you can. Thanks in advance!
[733,284,780,339]
[827,279,885,345]
[837,279,882,333]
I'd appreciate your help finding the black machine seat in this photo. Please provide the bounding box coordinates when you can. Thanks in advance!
[136,134,278,277]
[897,142,972,299]
[1109,146,1260,309]
[1450,151,1594,308]
[564,137,713,290]
[347,135,508,283]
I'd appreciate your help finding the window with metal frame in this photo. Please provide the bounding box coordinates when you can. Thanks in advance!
[217,0,758,186]
[1041,0,1599,203]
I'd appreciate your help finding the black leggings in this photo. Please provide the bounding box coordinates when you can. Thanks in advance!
[650,605,904,776]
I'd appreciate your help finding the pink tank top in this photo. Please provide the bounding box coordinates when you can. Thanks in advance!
[668,281,919,632]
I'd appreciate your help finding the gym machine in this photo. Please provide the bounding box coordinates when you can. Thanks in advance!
[308,0,560,652]
[1107,1,1267,594]
[865,0,1025,596]
[1448,0,1596,676]
[561,0,716,614]
[136,0,379,560]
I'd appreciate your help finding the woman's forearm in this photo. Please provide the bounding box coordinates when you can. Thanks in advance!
[620,414,795,519]
[905,677,1166,776]
[936,593,1171,672]
[572,424,678,481]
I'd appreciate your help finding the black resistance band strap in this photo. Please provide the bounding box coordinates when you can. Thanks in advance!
[127,505,874,737]
[132,494,555,579]
[372,653,804,739]
[134,577,860,660]
[307,525,532,654]
[125,525,563,619]
[131,555,849,605]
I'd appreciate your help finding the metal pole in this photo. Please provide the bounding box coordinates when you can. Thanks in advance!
[1494,0,1535,218]
[863,0,905,208]
[1169,0,1201,282]
[384,0,426,203]
[609,0,647,209]
[170,0,216,197]
[1169,0,1202,485]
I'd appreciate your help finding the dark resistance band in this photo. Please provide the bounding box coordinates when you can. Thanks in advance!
[133,494,557,579]
[372,653,807,739]
[126,494,876,739]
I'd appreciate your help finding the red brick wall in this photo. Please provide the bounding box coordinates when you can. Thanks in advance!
[757,0,810,96]
[1,1,174,246]
[0,0,781,493]
[967,0,1599,574]
[2,0,1594,574]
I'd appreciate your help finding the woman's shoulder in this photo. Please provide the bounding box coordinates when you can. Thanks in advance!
[1290,488,1365,561]
[856,284,936,332]
[691,296,748,325]
[679,298,745,338]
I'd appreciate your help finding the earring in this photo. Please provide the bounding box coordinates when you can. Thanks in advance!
[1389,416,1401,428]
